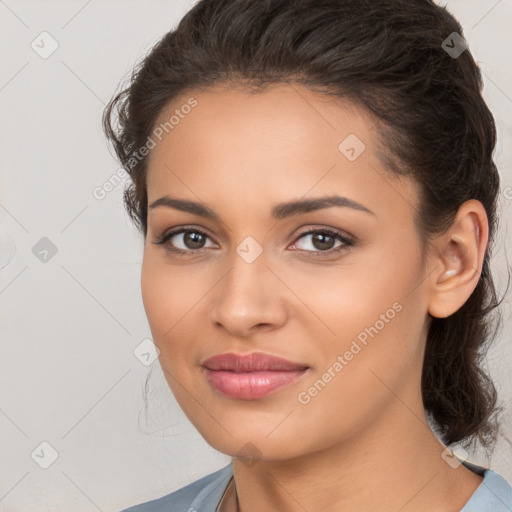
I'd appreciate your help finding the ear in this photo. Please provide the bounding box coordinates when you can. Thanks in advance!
[427,199,489,319]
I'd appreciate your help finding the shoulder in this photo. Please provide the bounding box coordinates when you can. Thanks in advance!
[120,463,233,512]
[461,460,512,511]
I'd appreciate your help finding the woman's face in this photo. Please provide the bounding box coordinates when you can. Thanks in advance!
[141,83,433,461]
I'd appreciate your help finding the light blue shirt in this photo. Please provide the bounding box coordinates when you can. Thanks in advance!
[121,460,512,511]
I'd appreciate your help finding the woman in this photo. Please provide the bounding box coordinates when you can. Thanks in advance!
[103,0,512,510]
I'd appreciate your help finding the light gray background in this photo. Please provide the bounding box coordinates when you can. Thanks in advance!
[0,1,511,510]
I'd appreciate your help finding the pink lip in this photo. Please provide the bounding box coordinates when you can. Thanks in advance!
[202,352,310,400]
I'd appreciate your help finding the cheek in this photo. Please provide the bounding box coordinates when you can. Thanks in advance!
[286,285,425,455]
[279,254,412,354]
[140,255,189,369]
[295,298,424,437]
[140,253,214,375]
[141,257,168,334]
[294,237,426,389]
[141,254,196,336]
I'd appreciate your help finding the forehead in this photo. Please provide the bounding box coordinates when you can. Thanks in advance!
[148,83,375,169]
[145,83,418,223]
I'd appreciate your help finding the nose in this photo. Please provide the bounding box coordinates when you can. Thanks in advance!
[210,247,288,338]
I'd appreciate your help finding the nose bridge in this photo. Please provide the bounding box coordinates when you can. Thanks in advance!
[222,235,271,305]
[212,235,285,332]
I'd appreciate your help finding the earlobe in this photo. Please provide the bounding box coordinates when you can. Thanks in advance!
[427,200,488,319]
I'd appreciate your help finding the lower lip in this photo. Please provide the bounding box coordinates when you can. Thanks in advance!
[204,369,308,400]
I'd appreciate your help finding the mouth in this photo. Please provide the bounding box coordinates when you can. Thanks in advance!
[202,352,310,400]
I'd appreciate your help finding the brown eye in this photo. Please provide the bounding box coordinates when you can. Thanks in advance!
[180,231,208,250]
[290,229,354,255]
[153,228,216,253]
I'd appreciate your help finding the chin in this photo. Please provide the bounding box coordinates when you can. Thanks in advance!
[191,416,311,463]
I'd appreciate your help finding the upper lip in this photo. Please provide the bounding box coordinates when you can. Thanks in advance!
[202,352,309,372]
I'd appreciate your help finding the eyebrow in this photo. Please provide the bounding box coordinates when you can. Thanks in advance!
[148,194,375,221]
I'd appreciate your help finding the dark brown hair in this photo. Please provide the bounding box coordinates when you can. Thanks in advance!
[103,0,506,450]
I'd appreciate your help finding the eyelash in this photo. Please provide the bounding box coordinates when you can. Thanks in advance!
[153,225,354,258]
